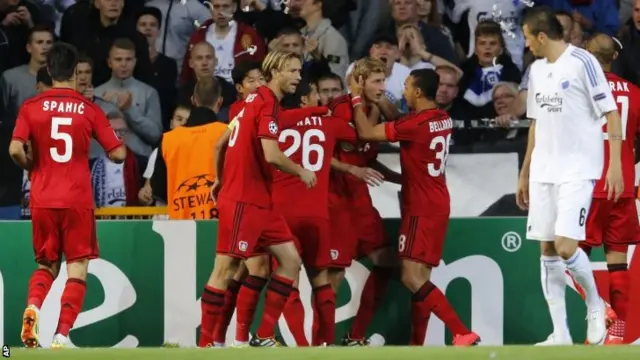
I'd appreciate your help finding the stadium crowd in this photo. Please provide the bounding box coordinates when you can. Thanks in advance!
[0,0,634,217]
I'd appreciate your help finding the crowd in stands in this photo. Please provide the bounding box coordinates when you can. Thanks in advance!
[0,0,634,218]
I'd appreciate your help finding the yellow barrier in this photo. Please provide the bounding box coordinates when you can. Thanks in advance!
[95,206,168,220]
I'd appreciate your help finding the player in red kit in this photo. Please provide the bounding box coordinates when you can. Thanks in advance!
[9,42,126,349]
[272,78,357,346]
[328,58,397,346]
[571,34,640,344]
[351,68,480,346]
[204,51,316,348]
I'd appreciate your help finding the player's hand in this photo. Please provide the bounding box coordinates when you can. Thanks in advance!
[605,162,624,202]
[138,185,153,205]
[349,75,364,98]
[349,166,384,186]
[210,179,221,203]
[298,169,317,188]
[16,6,33,27]
[2,12,21,26]
[117,91,133,110]
[515,175,529,210]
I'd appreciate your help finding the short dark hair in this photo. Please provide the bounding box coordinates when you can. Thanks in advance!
[110,38,136,54]
[28,24,55,44]
[46,42,79,82]
[36,67,53,86]
[276,27,302,38]
[137,6,162,27]
[522,6,564,41]
[77,53,93,69]
[410,69,439,100]
[316,72,344,90]
[194,77,222,107]
[232,61,262,86]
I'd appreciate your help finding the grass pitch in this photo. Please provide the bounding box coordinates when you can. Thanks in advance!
[7,346,640,360]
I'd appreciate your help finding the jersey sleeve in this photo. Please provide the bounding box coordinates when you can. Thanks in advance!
[330,117,357,142]
[579,52,617,116]
[384,113,420,142]
[91,105,123,153]
[328,97,352,122]
[256,96,280,139]
[11,105,31,142]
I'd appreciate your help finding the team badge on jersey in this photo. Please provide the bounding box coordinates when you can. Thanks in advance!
[560,78,570,90]
[268,121,278,134]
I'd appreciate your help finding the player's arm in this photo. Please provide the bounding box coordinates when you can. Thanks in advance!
[150,137,168,203]
[331,158,385,186]
[520,66,538,182]
[9,105,33,170]
[520,119,535,181]
[92,106,126,163]
[370,159,402,185]
[214,127,232,183]
[374,96,402,121]
[352,99,388,142]
[261,138,308,177]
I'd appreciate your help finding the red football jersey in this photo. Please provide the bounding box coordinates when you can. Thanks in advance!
[229,99,244,122]
[272,108,357,219]
[11,88,122,209]
[594,72,640,199]
[384,108,453,217]
[219,86,281,208]
[328,95,378,206]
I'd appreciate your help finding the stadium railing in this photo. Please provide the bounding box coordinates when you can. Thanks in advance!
[94,206,168,220]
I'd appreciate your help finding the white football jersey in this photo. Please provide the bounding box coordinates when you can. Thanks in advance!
[526,45,617,184]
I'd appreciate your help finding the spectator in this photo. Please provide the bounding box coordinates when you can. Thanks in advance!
[178,41,236,113]
[180,0,266,85]
[95,38,163,165]
[90,110,140,208]
[35,65,52,93]
[299,0,350,78]
[342,0,389,60]
[552,0,620,36]
[235,0,300,41]
[38,0,75,34]
[269,27,331,80]
[434,65,472,150]
[397,23,461,73]
[416,0,454,47]
[616,0,640,85]
[62,0,152,86]
[146,0,211,74]
[347,33,411,108]
[316,72,344,105]
[139,104,192,206]
[136,6,178,131]
[385,0,457,63]
[456,21,521,121]
[445,0,526,70]
[570,18,585,47]
[0,1,43,73]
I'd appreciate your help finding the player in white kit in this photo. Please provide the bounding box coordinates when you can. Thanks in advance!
[516,7,625,345]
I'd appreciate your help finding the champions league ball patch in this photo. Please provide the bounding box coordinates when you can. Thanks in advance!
[268,121,278,135]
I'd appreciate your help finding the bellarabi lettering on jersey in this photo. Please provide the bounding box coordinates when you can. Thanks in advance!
[534,92,563,113]
[42,101,85,114]
[429,118,453,133]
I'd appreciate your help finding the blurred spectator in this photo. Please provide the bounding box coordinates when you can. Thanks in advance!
[136,6,178,130]
[342,0,388,60]
[570,18,585,46]
[445,0,526,70]
[348,33,410,108]
[493,81,519,124]
[316,72,344,105]
[139,104,192,206]
[90,110,140,208]
[616,0,640,85]
[456,21,521,121]
[416,0,454,47]
[36,0,76,34]
[181,0,266,85]
[299,0,350,78]
[397,23,461,73]
[95,38,163,164]
[146,0,211,74]
[269,27,331,80]
[62,0,152,86]
[178,41,236,113]
[434,65,471,150]
[552,0,620,36]
[235,0,300,41]
[0,0,44,73]
[385,0,457,63]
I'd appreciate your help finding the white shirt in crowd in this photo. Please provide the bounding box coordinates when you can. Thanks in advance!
[206,21,238,83]
[406,61,435,72]
[346,61,411,107]
[526,45,617,184]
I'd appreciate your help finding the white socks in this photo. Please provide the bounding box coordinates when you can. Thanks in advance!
[540,255,571,339]
[564,248,601,309]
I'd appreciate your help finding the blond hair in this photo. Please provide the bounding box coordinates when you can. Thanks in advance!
[351,57,386,82]
[261,51,302,82]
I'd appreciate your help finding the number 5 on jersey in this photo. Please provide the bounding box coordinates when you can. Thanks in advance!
[279,129,325,171]
[50,117,73,163]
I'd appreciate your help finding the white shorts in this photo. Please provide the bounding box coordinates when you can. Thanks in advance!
[526,181,595,241]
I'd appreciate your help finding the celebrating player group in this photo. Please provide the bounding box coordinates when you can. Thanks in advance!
[9,5,638,350]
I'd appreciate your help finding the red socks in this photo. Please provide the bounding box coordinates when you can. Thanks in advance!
[413,281,469,337]
[27,269,54,309]
[235,275,268,342]
[213,279,242,344]
[283,289,308,346]
[608,264,629,320]
[198,285,225,347]
[313,284,336,345]
[410,295,432,345]
[55,278,86,336]
[256,274,294,339]
[351,266,390,339]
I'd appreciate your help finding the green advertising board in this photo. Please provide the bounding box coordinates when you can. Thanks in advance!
[0,219,606,347]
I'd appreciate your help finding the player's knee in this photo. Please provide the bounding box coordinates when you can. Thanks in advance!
[212,255,240,280]
[37,263,59,278]
[605,245,628,265]
[539,241,558,257]
[553,237,578,260]
[400,261,428,292]
[309,268,330,288]
[66,259,89,280]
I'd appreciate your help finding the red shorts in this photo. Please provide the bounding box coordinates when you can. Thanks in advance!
[216,199,296,259]
[286,216,331,270]
[329,204,357,268]
[31,208,98,264]
[585,198,639,252]
[398,215,449,268]
[354,205,387,258]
